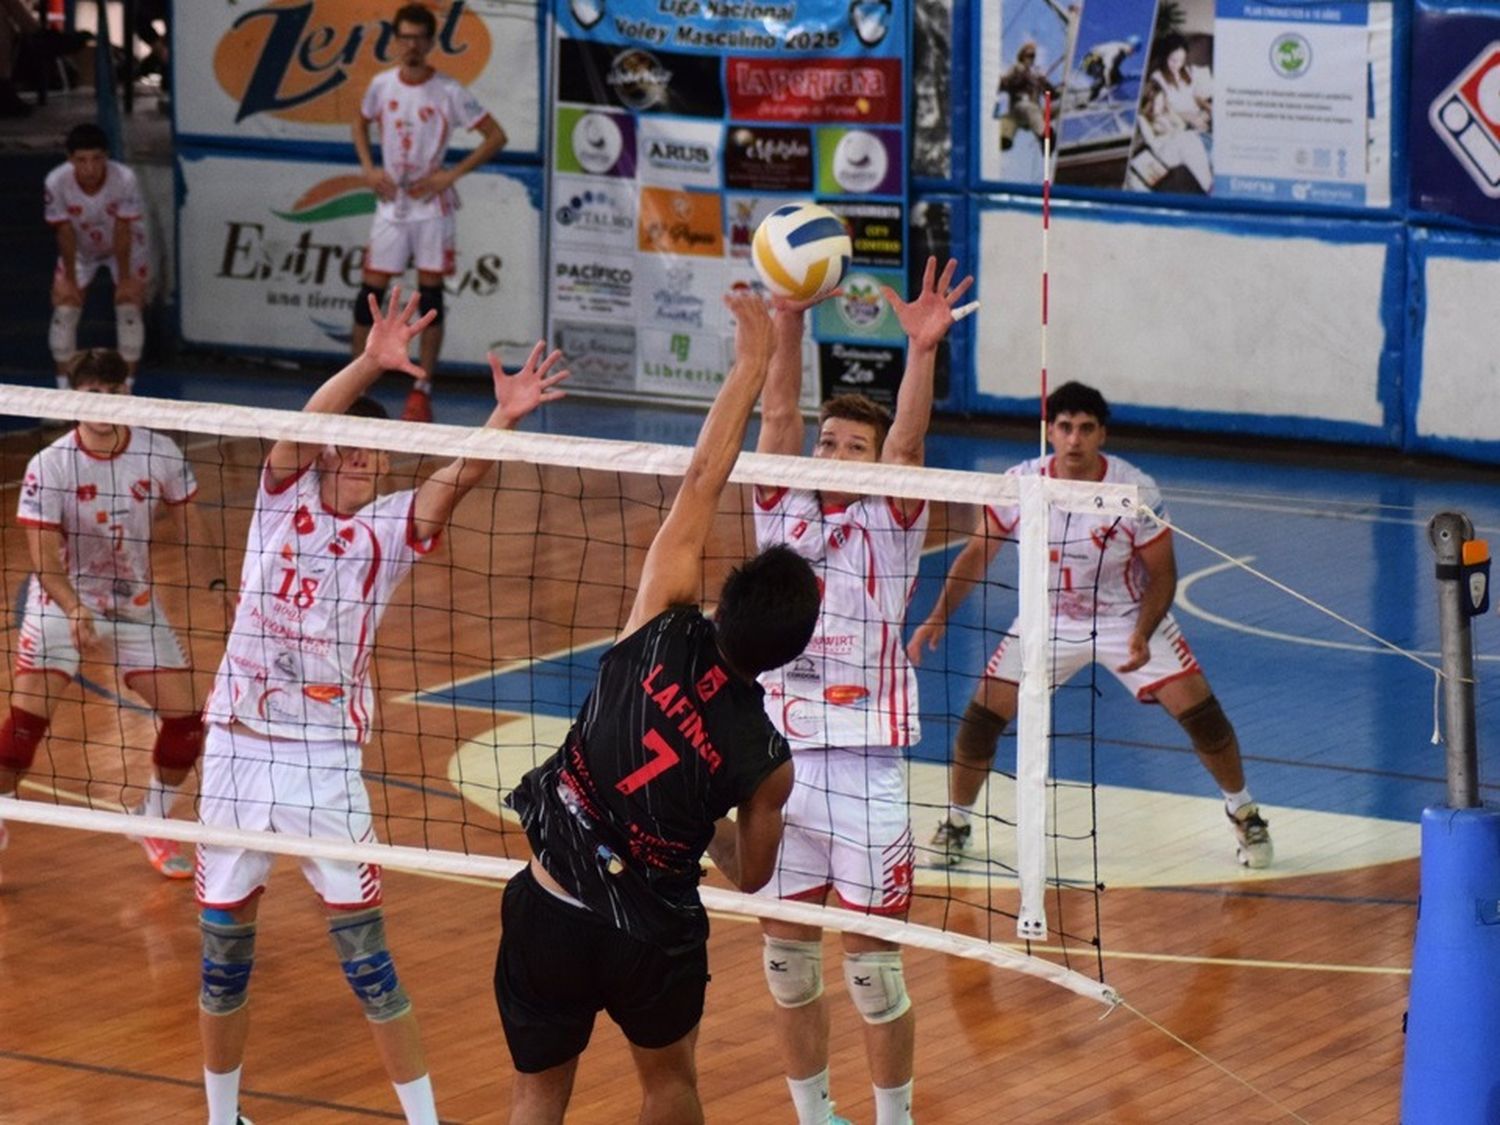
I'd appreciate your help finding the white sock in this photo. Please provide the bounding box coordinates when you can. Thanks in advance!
[788,1068,834,1125]
[947,804,974,829]
[54,372,69,390]
[204,1066,242,1125]
[1223,789,1254,817]
[874,1079,914,1125]
[136,776,178,821]
[413,378,433,395]
[393,1073,438,1124]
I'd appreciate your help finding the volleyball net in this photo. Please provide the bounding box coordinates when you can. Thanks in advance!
[0,385,1141,1006]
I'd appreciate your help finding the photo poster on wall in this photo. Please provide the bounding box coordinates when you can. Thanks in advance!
[546,0,911,407]
[974,0,1392,209]
[1409,4,1500,227]
[173,0,543,157]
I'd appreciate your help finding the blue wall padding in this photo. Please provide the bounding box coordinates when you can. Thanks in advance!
[1402,805,1500,1123]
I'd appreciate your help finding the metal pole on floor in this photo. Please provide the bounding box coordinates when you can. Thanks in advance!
[1402,510,1493,1123]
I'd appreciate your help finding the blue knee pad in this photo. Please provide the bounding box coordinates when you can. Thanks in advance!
[354,284,387,327]
[200,909,256,1016]
[329,907,412,1023]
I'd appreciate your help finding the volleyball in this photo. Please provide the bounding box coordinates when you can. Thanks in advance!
[751,202,852,302]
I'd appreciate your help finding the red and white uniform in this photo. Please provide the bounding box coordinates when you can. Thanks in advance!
[14,427,194,681]
[360,69,488,274]
[984,453,1201,700]
[44,160,150,288]
[753,488,926,913]
[197,464,437,909]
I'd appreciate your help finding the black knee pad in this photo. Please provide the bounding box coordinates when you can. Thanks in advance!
[354,284,386,327]
[418,283,445,325]
[1178,694,1236,756]
[955,700,1007,765]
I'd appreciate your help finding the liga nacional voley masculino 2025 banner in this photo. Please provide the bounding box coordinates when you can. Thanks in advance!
[547,0,911,404]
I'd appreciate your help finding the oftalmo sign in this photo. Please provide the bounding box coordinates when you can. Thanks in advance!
[214,0,490,124]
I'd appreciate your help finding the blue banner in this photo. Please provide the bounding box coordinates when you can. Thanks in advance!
[1410,6,1500,227]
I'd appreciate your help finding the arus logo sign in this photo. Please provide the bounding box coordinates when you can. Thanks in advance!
[214,0,490,125]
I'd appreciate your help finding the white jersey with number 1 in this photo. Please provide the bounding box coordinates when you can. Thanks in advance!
[754,488,927,751]
[205,464,437,743]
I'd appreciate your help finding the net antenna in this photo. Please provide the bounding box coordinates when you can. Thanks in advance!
[0,386,1135,1000]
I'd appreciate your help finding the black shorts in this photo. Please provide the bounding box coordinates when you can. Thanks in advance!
[494,865,710,1074]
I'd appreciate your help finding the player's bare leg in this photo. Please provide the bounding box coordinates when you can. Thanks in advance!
[123,669,203,877]
[763,915,837,1122]
[1157,672,1272,867]
[368,1006,429,1084]
[934,676,1016,864]
[630,1027,703,1125]
[404,268,445,422]
[842,929,915,1116]
[509,1056,579,1125]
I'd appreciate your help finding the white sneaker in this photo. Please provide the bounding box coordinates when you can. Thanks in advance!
[929,818,971,866]
[1228,803,1273,869]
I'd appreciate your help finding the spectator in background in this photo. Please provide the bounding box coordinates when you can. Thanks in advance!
[350,2,507,423]
[0,0,87,118]
[45,123,150,389]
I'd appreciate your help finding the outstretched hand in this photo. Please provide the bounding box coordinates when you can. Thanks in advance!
[362,285,438,379]
[490,340,569,429]
[881,256,975,352]
[725,288,774,369]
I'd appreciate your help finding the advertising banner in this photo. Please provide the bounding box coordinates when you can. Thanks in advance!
[178,151,544,366]
[174,0,541,157]
[1410,6,1500,227]
[974,0,1392,209]
[547,0,910,405]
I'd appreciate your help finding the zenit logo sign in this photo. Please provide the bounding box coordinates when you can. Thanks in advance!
[214,0,490,124]
[1430,41,1500,198]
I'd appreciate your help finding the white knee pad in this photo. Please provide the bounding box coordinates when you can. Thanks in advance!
[763,936,824,1009]
[115,303,144,363]
[843,950,911,1025]
[49,305,81,365]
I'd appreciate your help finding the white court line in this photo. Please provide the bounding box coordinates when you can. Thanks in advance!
[1165,489,1500,535]
[1175,556,1500,664]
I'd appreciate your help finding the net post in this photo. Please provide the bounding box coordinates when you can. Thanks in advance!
[1401,510,1498,1122]
[1429,511,1482,808]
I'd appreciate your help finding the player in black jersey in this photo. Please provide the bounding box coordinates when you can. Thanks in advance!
[497,288,822,1125]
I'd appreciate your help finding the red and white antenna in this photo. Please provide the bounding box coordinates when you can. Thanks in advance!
[1039,89,1053,459]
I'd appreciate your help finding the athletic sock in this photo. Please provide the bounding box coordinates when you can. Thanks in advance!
[947,803,974,829]
[54,372,68,390]
[204,1066,242,1125]
[413,378,433,395]
[1223,788,1254,817]
[788,1068,834,1125]
[136,775,178,821]
[393,1073,438,1124]
[874,1079,915,1125]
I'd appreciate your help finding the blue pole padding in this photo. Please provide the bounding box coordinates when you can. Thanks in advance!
[1402,805,1500,1123]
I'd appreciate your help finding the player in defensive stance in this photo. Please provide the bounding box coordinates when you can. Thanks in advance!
[351,2,507,422]
[45,123,150,389]
[753,257,973,1125]
[909,381,1273,870]
[196,288,567,1125]
[0,348,219,876]
[497,289,820,1125]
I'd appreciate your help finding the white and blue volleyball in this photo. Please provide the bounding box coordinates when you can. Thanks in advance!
[751,202,853,302]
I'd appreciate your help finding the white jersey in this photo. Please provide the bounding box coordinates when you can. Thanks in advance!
[360,68,488,223]
[43,160,147,266]
[205,464,437,743]
[17,427,196,620]
[754,488,927,750]
[986,453,1169,621]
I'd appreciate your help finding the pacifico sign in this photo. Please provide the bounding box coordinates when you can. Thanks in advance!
[177,0,540,152]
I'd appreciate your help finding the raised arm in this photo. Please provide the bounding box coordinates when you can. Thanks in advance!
[622,290,775,637]
[410,340,569,541]
[264,288,435,488]
[881,256,973,469]
[906,506,1004,665]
